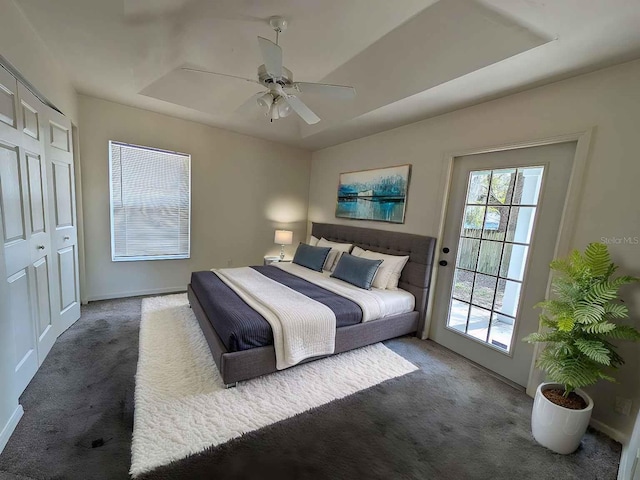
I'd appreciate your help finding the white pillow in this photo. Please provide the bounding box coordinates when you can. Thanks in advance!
[351,246,365,257]
[317,238,353,271]
[307,235,320,246]
[359,250,410,290]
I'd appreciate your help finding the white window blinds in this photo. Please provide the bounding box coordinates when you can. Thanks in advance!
[109,141,191,261]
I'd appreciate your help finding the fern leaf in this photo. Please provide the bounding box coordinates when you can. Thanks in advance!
[523,331,567,344]
[584,243,611,277]
[574,304,605,324]
[605,325,640,341]
[537,354,605,390]
[585,281,621,304]
[603,302,629,319]
[613,275,640,286]
[557,316,576,331]
[549,258,573,275]
[574,339,611,365]
[583,322,617,334]
[539,315,558,329]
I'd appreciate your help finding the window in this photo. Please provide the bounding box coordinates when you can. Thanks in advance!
[109,141,191,261]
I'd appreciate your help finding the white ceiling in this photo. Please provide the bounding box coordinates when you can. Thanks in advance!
[14,0,640,150]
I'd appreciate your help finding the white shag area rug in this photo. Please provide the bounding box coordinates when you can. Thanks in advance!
[130,293,418,477]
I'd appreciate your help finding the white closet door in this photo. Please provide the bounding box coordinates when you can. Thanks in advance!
[0,67,38,395]
[18,83,57,364]
[44,107,80,334]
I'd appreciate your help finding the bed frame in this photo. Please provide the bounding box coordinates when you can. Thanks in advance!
[187,222,437,386]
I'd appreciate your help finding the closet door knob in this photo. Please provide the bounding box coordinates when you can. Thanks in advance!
[63,236,70,240]
[439,260,448,266]
[37,245,45,250]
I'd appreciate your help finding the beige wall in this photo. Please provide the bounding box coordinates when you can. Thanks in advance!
[79,95,311,300]
[0,0,78,121]
[309,59,640,440]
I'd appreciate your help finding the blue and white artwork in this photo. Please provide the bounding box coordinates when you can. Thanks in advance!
[336,164,411,224]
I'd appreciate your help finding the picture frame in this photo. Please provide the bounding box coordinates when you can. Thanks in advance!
[335,164,411,224]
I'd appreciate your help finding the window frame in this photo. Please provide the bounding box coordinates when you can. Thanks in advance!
[108,141,192,262]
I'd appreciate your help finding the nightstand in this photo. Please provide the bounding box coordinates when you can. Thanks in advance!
[264,256,292,266]
[264,256,280,266]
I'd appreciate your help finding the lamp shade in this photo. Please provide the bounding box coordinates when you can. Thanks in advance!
[274,230,293,245]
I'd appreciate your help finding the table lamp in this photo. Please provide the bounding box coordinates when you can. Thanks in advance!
[274,230,293,260]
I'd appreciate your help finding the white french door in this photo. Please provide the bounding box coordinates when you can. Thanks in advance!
[430,142,576,387]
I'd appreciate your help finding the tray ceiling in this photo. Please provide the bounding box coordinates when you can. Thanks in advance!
[14,0,640,149]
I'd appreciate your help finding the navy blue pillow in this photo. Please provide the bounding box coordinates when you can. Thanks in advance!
[293,243,331,272]
[331,253,383,290]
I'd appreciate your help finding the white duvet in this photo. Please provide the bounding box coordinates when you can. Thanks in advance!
[274,262,415,318]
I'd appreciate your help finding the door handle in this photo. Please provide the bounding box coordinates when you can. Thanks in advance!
[439,260,448,266]
[37,245,45,250]
[63,236,70,241]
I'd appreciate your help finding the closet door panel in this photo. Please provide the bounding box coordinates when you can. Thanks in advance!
[21,102,39,141]
[33,257,52,339]
[0,143,29,278]
[57,246,77,311]
[26,153,45,235]
[45,109,79,334]
[18,84,56,366]
[0,67,18,142]
[0,69,39,397]
[0,144,24,243]
[8,269,37,395]
[52,161,73,229]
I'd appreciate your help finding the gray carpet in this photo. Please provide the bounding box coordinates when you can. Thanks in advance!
[0,296,621,480]
[0,297,140,480]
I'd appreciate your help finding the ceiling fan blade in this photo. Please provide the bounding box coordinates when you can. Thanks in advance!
[236,92,267,115]
[257,37,283,78]
[284,96,320,125]
[180,67,261,85]
[289,82,356,99]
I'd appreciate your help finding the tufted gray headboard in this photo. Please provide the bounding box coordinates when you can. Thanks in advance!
[311,222,437,332]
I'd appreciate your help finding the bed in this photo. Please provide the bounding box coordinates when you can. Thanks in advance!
[187,222,437,386]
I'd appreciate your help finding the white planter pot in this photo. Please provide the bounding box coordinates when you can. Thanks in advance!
[531,382,594,454]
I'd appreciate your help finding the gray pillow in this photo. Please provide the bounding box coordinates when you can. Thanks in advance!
[292,243,331,272]
[331,253,383,290]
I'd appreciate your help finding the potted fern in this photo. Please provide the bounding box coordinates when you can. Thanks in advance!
[523,243,640,454]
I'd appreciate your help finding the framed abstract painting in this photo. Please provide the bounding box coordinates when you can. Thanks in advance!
[335,164,411,224]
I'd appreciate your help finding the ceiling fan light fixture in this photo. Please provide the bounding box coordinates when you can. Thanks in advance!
[275,96,292,117]
[257,93,273,110]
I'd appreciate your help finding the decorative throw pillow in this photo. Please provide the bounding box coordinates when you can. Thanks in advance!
[293,243,331,272]
[359,250,410,290]
[317,238,353,271]
[331,253,383,290]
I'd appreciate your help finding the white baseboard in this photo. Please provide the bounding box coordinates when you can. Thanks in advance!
[0,405,23,454]
[87,286,187,302]
[590,417,627,444]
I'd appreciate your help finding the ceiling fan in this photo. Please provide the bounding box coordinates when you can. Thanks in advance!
[181,16,356,125]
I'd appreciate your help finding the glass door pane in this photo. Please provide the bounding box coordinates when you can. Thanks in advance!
[446,166,544,352]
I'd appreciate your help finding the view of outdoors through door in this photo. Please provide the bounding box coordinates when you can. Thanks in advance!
[447,166,544,353]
